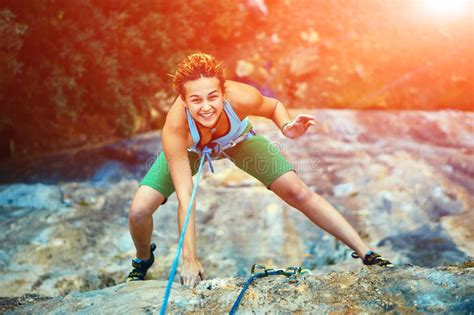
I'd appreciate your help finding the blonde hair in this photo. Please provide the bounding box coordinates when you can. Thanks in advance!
[172,52,225,98]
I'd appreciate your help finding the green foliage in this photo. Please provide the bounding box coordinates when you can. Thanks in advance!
[0,9,27,106]
[1,0,472,157]
[1,0,246,155]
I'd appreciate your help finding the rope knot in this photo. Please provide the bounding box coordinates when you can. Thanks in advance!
[201,146,215,173]
[201,146,212,155]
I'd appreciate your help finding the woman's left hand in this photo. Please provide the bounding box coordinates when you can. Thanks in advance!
[282,114,317,139]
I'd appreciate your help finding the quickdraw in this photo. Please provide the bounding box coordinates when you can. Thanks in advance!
[229,264,312,314]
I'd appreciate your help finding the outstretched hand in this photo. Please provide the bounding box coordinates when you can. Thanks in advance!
[282,114,316,139]
[180,259,206,288]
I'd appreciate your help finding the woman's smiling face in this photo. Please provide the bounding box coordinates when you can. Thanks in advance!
[183,76,224,129]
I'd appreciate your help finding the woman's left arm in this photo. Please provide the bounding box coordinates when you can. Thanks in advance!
[231,81,316,139]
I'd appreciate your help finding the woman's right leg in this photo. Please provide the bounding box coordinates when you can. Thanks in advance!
[128,185,166,260]
[128,150,201,261]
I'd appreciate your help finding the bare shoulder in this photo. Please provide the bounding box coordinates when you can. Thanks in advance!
[224,80,263,114]
[164,96,188,134]
[225,80,278,119]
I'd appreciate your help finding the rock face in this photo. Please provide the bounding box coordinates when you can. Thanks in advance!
[7,262,474,314]
[0,109,473,312]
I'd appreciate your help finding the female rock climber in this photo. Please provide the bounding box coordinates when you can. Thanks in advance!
[126,53,393,285]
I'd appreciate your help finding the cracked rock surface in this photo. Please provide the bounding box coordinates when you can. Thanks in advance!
[1,109,472,313]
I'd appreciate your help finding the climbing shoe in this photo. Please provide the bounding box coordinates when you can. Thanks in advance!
[126,243,157,282]
[352,250,394,267]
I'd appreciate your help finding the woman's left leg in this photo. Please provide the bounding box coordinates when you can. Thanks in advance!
[226,133,371,258]
[269,171,371,258]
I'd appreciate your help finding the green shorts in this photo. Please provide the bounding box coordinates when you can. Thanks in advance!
[139,122,295,203]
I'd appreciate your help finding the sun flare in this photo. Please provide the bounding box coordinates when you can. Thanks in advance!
[419,0,473,17]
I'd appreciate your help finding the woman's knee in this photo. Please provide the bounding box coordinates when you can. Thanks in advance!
[128,204,157,224]
[284,185,313,205]
[128,186,165,224]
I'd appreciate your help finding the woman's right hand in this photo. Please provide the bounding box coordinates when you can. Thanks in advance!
[180,258,206,288]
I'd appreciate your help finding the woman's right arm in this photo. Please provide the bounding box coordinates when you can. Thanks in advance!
[162,120,197,261]
[162,106,205,287]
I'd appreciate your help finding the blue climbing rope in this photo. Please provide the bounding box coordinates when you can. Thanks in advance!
[160,146,214,315]
[158,147,310,314]
[229,264,311,314]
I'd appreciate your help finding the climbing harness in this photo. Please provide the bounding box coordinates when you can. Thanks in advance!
[160,146,214,315]
[189,129,256,161]
[209,129,256,160]
[229,264,312,314]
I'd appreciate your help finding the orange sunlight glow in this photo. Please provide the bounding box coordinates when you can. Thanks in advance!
[418,0,473,18]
